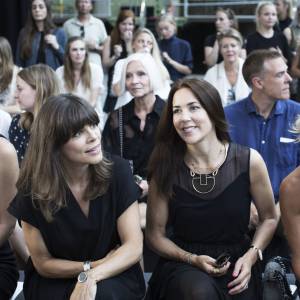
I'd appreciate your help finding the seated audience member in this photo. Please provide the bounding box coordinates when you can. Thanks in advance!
[102,53,165,271]
[283,5,300,53]
[274,0,292,32]
[225,50,300,264]
[112,27,171,109]
[0,136,20,300]
[9,64,59,163]
[156,14,193,82]
[16,0,66,70]
[245,1,292,67]
[145,78,277,300]
[0,109,11,138]
[280,116,300,298]
[102,9,135,112]
[56,36,104,110]
[63,0,107,67]
[204,7,246,68]
[8,94,145,300]
[0,37,21,115]
[204,28,250,106]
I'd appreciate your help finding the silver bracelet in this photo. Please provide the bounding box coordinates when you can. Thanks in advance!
[184,252,196,265]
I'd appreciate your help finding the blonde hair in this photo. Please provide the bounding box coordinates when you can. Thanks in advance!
[217,28,243,46]
[156,14,177,38]
[216,7,239,30]
[63,36,91,92]
[0,37,14,93]
[256,2,277,30]
[18,64,60,130]
[132,28,170,81]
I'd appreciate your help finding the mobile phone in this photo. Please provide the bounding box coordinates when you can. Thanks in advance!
[215,253,231,268]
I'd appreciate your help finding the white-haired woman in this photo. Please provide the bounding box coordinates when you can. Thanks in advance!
[102,53,165,230]
[111,27,171,110]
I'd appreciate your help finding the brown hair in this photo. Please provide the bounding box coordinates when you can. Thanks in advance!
[242,49,283,87]
[0,37,14,93]
[19,0,56,61]
[216,7,239,30]
[110,9,135,49]
[63,36,91,92]
[148,78,230,198]
[18,64,60,130]
[17,94,112,222]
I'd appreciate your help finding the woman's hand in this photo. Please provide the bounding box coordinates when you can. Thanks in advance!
[113,44,123,58]
[44,34,59,50]
[69,276,97,300]
[122,30,133,42]
[162,52,173,65]
[193,255,230,277]
[138,180,149,198]
[227,251,255,295]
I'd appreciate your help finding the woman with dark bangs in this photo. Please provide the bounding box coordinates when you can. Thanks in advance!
[7,94,145,300]
[145,78,277,300]
[16,0,66,69]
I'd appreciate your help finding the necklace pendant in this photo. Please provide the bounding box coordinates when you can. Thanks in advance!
[191,173,216,194]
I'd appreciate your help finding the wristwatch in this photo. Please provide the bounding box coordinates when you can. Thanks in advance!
[83,261,91,272]
[250,245,263,261]
[77,271,88,283]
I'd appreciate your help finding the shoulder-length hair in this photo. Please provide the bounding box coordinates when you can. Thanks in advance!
[216,7,239,30]
[63,36,91,92]
[17,94,112,222]
[148,78,230,198]
[110,9,135,49]
[0,37,14,93]
[132,27,170,81]
[156,14,177,38]
[20,0,56,61]
[217,28,243,47]
[18,64,60,131]
[119,52,164,95]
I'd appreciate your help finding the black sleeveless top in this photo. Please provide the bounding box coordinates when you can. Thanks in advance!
[169,143,251,259]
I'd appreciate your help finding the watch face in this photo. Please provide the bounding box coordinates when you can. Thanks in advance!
[78,272,88,283]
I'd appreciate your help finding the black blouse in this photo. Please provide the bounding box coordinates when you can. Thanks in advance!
[102,96,165,179]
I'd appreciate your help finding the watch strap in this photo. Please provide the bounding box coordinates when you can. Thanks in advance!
[83,261,91,272]
[250,245,263,261]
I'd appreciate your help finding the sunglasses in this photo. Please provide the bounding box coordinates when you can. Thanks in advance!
[80,25,85,38]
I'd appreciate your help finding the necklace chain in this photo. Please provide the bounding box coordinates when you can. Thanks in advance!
[187,143,227,194]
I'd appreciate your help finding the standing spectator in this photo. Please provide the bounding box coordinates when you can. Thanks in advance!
[204,7,245,68]
[9,64,59,164]
[156,14,193,82]
[102,9,135,112]
[274,0,292,32]
[204,29,250,106]
[63,0,107,67]
[145,78,277,300]
[16,0,66,70]
[245,1,292,66]
[112,27,171,109]
[7,94,146,300]
[224,49,300,263]
[283,5,300,53]
[56,37,103,112]
[0,37,21,115]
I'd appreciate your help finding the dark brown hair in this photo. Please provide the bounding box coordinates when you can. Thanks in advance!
[242,49,283,87]
[63,36,91,91]
[148,78,230,198]
[17,94,112,222]
[19,0,56,61]
[0,37,14,93]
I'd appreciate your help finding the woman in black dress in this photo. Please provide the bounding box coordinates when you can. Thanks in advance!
[0,135,19,299]
[8,94,145,300]
[145,78,278,299]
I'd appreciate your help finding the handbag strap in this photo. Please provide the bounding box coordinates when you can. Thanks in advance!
[118,107,123,158]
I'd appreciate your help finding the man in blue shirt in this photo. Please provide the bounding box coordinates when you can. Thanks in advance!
[225,49,300,262]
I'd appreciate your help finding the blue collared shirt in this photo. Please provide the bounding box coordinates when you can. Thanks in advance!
[224,94,300,201]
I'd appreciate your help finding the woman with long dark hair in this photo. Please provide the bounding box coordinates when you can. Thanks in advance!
[145,78,277,300]
[16,0,66,69]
